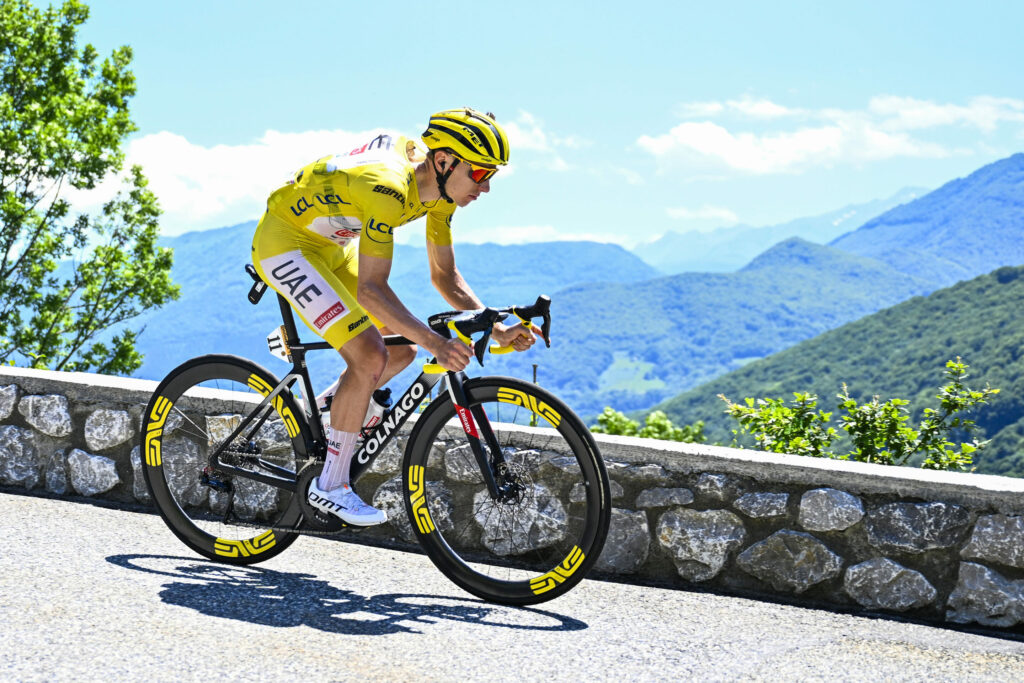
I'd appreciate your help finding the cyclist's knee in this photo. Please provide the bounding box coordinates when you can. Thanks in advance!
[390,343,417,369]
[340,329,388,386]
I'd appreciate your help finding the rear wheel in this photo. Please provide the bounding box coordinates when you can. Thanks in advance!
[141,355,309,564]
[403,377,610,605]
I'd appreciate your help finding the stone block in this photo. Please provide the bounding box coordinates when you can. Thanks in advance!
[0,425,39,489]
[373,476,453,544]
[865,502,971,554]
[636,487,694,509]
[694,473,740,502]
[85,408,134,451]
[843,558,937,611]
[656,508,746,581]
[798,488,864,532]
[595,509,650,574]
[130,446,150,503]
[571,479,623,503]
[737,530,843,593]
[0,384,17,419]
[66,448,120,496]
[45,450,68,495]
[18,394,72,437]
[947,562,1024,628]
[734,492,789,519]
[961,514,1024,570]
[475,483,566,556]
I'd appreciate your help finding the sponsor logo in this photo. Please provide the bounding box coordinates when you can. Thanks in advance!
[314,302,346,330]
[269,259,323,309]
[372,184,405,205]
[289,193,349,217]
[347,315,369,332]
[365,217,393,243]
[348,134,393,156]
[359,381,426,463]
[455,405,479,438]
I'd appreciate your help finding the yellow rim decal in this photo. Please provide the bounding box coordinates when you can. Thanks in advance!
[530,546,585,595]
[497,388,562,427]
[214,529,277,557]
[247,374,300,438]
[144,396,173,467]
[408,465,435,534]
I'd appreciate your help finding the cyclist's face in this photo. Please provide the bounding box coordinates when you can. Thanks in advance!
[438,154,493,207]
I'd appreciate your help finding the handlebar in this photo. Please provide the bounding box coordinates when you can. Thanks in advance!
[424,295,552,373]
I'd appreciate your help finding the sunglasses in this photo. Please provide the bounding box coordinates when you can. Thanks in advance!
[453,156,498,184]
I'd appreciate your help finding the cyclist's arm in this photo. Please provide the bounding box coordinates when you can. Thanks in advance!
[427,241,486,311]
[427,240,537,351]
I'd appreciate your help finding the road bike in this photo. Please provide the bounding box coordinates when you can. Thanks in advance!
[140,265,611,605]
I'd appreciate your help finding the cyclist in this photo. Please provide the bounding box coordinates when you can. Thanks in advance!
[251,108,537,526]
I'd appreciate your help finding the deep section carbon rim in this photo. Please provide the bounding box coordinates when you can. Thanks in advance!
[141,355,307,564]
[404,377,610,605]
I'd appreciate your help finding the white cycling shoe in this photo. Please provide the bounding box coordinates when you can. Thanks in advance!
[307,478,387,526]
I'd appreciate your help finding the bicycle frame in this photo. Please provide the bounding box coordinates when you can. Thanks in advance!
[207,291,511,499]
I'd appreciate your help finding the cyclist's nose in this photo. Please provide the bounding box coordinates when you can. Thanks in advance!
[480,179,491,193]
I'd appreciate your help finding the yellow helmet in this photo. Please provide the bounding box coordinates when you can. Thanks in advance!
[422,108,510,167]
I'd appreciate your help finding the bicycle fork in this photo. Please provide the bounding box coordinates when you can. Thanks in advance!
[444,372,516,502]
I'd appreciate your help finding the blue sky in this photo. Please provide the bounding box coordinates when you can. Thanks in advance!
[77,0,1024,247]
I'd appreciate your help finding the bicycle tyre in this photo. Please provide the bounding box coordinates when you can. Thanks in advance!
[402,376,610,605]
[141,354,309,565]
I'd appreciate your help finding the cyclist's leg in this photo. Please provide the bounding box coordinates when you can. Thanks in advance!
[252,216,386,518]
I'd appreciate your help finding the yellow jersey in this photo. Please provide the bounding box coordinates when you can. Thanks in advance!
[264,133,455,259]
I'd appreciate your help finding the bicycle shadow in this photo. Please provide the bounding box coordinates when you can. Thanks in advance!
[107,554,587,635]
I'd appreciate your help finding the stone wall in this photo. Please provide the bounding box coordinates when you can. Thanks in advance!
[3,366,1024,629]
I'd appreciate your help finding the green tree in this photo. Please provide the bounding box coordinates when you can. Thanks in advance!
[591,407,705,443]
[720,359,998,472]
[0,0,178,374]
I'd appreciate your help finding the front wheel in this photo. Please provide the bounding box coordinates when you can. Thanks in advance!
[403,377,611,605]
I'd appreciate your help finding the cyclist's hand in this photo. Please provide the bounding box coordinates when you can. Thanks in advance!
[492,323,537,352]
[433,337,474,371]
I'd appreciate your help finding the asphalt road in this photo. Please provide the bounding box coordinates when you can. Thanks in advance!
[3,492,1024,682]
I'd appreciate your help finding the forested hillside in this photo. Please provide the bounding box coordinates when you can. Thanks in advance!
[652,265,1024,477]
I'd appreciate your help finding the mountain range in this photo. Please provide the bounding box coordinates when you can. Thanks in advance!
[126,152,1024,425]
[631,187,925,274]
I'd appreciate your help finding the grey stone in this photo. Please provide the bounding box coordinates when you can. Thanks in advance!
[445,443,485,482]
[865,502,971,553]
[475,483,566,556]
[0,425,40,489]
[84,409,134,451]
[636,487,694,509]
[595,509,650,574]
[130,446,150,503]
[571,479,623,503]
[843,558,937,611]
[798,488,864,532]
[373,476,453,543]
[160,437,207,508]
[734,492,789,519]
[737,530,843,593]
[947,562,1024,628]
[66,448,120,496]
[618,463,669,484]
[656,508,746,581]
[694,473,739,502]
[961,514,1024,569]
[18,394,72,437]
[367,436,405,475]
[0,384,17,419]
[45,450,68,495]
[228,478,283,521]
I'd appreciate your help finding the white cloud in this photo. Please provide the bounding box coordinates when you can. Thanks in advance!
[504,111,549,151]
[66,127,393,235]
[666,205,739,223]
[637,96,997,174]
[869,95,1024,132]
[676,96,798,120]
